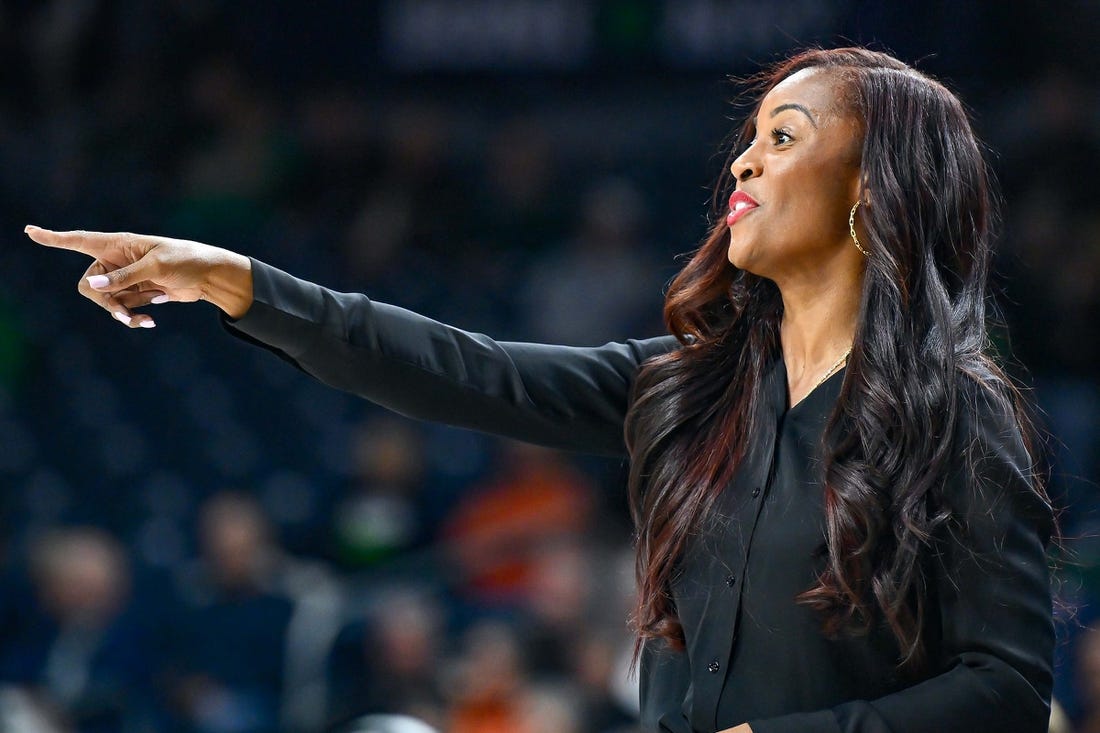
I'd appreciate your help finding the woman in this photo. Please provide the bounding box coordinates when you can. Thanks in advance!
[27,47,1056,733]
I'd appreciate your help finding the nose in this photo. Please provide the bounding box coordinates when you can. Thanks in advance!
[730,145,761,182]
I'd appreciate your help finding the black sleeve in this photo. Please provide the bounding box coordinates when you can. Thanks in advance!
[221,258,681,457]
[746,387,1055,733]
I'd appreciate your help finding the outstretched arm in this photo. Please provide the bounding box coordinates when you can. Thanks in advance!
[222,258,676,455]
[26,226,678,456]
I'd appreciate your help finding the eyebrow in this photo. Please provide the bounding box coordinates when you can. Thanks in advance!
[756,103,819,129]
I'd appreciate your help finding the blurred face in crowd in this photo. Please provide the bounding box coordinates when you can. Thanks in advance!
[726,68,865,283]
[372,592,440,676]
[35,530,128,625]
[200,495,270,588]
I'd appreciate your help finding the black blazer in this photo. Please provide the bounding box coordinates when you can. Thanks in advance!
[224,259,1055,733]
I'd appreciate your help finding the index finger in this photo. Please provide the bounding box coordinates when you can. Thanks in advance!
[24,225,111,257]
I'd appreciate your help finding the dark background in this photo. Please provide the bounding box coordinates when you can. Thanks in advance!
[0,2,1097,732]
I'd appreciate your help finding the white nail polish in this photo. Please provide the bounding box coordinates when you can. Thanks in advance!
[139,320,156,329]
[113,311,131,325]
[88,275,110,289]
[151,294,170,304]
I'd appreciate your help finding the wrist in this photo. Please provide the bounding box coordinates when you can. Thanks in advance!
[202,250,253,319]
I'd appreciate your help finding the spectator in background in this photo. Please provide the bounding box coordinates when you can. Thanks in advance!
[518,682,584,733]
[440,442,595,613]
[0,527,153,733]
[520,176,663,346]
[326,588,446,730]
[330,416,431,571]
[522,541,640,731]
[169,492,296,733]
[446,620,532,733]
[570,630,645,733]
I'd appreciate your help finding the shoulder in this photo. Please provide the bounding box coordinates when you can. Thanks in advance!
[954,377,1028,468]
[944,374,1054,547]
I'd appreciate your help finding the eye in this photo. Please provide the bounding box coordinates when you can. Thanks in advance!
[771,128,793,145]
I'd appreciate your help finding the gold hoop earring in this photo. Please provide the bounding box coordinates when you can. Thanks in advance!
[849,200,870,257]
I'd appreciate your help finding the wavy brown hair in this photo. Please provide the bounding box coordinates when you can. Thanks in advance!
[623,47,1056,676]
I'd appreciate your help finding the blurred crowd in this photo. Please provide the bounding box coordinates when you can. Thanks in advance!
[0,2,1098,732]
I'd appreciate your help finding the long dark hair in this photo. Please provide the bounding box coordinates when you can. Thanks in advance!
[623,47,1056,676]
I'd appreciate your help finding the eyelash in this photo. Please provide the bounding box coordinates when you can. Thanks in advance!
[771,128,792,145]
[745,128,793,151]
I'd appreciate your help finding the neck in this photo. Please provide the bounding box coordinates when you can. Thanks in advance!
[776,269,862,383]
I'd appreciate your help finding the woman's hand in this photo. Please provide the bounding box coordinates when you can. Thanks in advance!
[24,226,253,327]
[717,725,753,733]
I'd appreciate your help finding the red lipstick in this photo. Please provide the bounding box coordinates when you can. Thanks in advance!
[727,191,759,227]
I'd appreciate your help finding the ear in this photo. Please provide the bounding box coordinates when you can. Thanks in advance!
[854,169,871,204]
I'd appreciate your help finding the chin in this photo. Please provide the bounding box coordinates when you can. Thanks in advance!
[727,235,772,277]
[726,238,752,271]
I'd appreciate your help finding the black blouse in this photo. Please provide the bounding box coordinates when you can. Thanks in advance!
[224,259,1055,733]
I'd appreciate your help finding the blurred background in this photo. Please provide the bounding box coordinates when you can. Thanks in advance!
[0,1,1097,732]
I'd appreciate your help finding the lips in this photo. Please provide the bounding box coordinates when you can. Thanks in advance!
[727,191,759,227]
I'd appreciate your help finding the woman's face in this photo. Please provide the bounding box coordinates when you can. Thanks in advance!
[726,68,864,281]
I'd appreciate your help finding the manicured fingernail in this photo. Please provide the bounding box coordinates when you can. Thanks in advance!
[151,294,170,304]
[24,225,38,232]
[139,320,156,329]
[88,275,110,289]
[113,311,131,325]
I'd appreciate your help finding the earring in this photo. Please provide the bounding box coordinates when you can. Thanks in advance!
[849,201,870,257]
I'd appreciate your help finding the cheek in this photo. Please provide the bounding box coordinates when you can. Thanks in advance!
[780,174,853,239]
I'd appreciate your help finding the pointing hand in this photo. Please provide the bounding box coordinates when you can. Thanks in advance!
[25,226,253,328]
